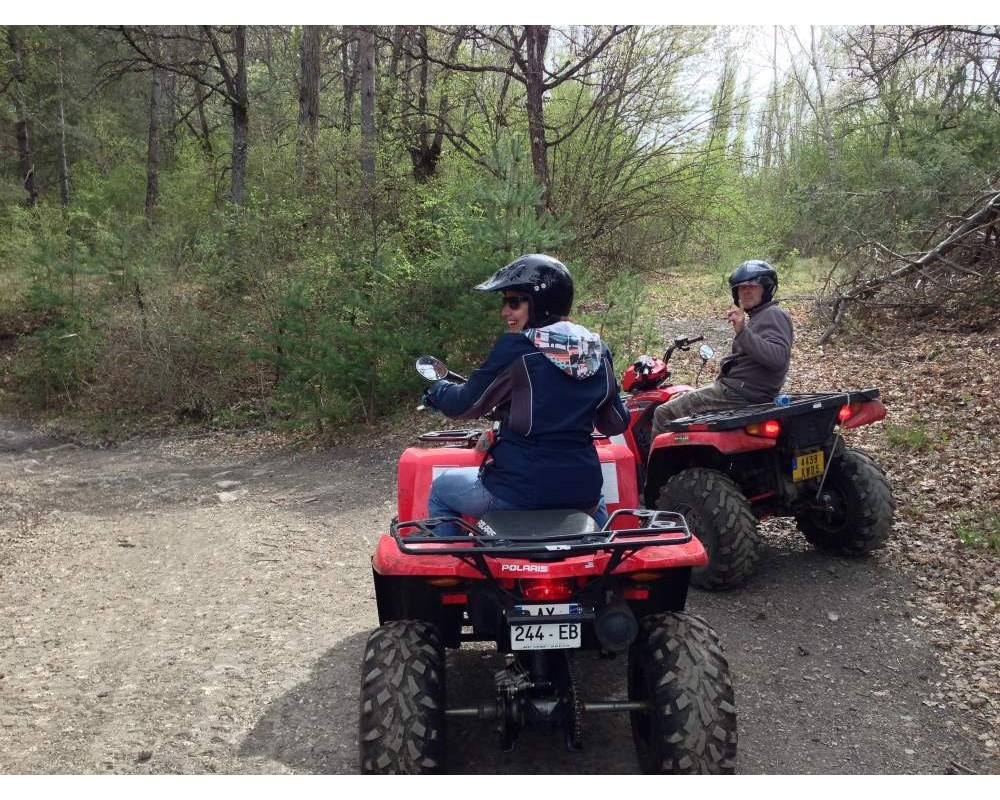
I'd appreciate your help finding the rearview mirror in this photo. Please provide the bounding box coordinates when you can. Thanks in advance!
[698,344,715,361]
[416,355,449,381]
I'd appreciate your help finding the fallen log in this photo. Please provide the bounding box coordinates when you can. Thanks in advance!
[818,190,1000,344]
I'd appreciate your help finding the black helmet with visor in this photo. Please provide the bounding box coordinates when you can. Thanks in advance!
[728,260,778,305]
[476,253,574,328]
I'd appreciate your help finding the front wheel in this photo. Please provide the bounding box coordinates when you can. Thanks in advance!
[358,620,446,774]
[628,611,738,774]
[795,447,894,555]
[656,467,759,590]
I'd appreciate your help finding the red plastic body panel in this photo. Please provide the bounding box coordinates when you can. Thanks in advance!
[594,440,640,520]
[621,358,670,392]
[397,445,484,522]
[841,398,887,429]
[371,531,708,578]
[649,429,778,455]
[619,384,694,461]
[380,433,652,579]
[624,385,693,408]
[396,437,640,521]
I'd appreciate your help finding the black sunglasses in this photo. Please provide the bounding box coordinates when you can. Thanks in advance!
[500,295,530,310]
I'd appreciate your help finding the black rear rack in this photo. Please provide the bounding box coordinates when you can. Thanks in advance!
[664,388,881,432]
[389,509,694,581]
[417,429,485,444]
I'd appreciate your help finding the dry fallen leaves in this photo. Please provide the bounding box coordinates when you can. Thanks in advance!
[787,307,1000,759]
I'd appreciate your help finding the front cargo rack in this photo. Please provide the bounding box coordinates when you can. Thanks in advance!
[664,388,881,432]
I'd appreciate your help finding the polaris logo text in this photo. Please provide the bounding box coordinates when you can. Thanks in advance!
[500,564,549,573]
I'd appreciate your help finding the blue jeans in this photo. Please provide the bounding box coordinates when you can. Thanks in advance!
[426,468,608,536]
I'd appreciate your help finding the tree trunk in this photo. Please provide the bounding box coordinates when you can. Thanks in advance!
[358,25,376,183]
[298,26,322,134]
[57,97,69,205]
[56,46,70,206]
[405,26,463,183]
[524,25,551,211]
[7,28,39,206]
[341,27,358,131]
[194,81,214,159]
[297,25,322,183]
[145,65,164,217]
[162,69,177,168]
[808,26,837,179]
[409,27,435,182]
[230,25,249,206]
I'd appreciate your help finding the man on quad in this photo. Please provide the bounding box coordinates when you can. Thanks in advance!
[421,254,630,531]
[651,259,793,434]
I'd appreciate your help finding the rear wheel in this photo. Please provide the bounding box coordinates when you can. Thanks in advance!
[628,611,737,774]
[656,468,759,590]
[358,620,446,774]
[795,448,894,555]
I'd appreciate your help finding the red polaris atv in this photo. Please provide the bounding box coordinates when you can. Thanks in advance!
[358,357,738,774]
[617,335,895,591]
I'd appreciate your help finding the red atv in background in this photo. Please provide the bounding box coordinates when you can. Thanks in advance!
[358,357,738,774]
[617,335,895,591]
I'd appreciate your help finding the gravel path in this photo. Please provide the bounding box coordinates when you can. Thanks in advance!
[1,416,996,775]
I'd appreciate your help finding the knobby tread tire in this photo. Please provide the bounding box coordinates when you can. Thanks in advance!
[628,611,738,774]
[795,447,895,555]
[657,467,759,591]
[358,620,446,774]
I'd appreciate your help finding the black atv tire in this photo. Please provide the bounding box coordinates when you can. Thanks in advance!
[628,611,738,774]
[358,620,446,774]
[795,447,894,555]
[656,468,759,591]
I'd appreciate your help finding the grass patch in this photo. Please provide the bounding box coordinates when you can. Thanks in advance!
[884,419,944,453]
[955,509,1000,552]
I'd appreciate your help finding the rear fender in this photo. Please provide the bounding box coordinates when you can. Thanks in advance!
[372,534,485,578]
[643,432,776,505]
[651,428,778,455]
[373,533,708,578]
[840,398,887,429]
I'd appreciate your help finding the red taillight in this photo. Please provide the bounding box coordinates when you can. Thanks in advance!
[521,579,574,602]
[746,419,781,438]
[838,403,860,423]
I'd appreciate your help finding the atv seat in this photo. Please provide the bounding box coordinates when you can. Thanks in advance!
[476,509,599,540]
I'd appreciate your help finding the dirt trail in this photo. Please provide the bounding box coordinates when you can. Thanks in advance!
[0,415,996,775]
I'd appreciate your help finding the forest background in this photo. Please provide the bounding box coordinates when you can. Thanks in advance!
[1,22,997,435]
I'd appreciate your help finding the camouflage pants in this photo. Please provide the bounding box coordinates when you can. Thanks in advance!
[650,380,747,436]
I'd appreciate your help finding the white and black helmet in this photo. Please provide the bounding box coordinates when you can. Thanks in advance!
[728,260,778,305]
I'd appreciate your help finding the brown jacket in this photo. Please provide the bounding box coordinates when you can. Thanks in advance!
[718,300,793,403]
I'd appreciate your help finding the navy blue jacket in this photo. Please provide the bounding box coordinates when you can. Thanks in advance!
[426,322,629,510]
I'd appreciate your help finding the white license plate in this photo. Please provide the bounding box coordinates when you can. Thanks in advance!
[510,622,582,651]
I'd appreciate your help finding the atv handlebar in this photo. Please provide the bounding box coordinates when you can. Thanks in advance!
[663,334,704,362]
